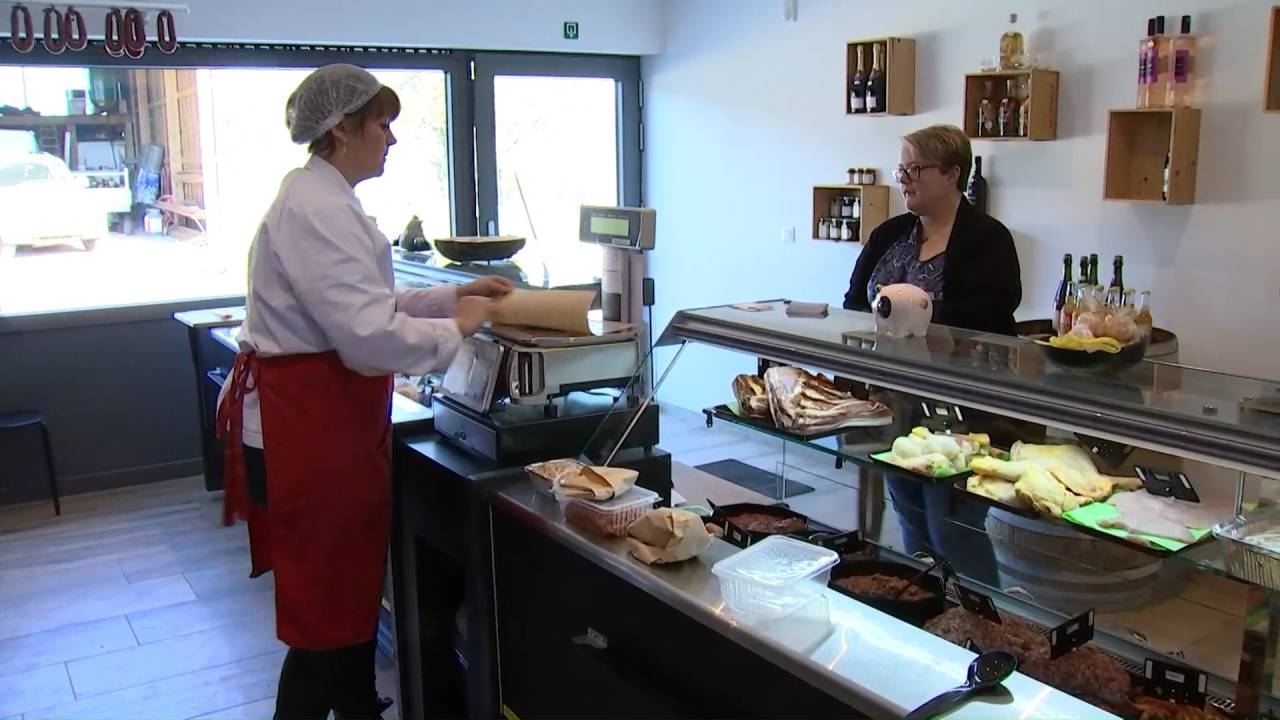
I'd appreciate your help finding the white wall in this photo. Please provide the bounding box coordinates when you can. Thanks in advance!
[62,0,662,54]
[642,0,1280,411]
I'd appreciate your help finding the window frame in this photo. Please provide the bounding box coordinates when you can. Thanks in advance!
[0,43,640,332]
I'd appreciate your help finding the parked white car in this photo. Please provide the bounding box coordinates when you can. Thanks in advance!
[0,153,112,257]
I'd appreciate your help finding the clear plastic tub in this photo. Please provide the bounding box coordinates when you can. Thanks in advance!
[712,536,839,620]
[557,486,659,537]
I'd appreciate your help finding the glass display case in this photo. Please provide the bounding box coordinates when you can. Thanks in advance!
[597,300,1280,718]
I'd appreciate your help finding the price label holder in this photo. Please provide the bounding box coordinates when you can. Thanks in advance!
[1075,433,1134,468]
[815,530,863,555]
[957,585,1002,624]
[785,301,829,318]
[1135,467,1201,503]
[722,521,753,549]
[1143,658,1207,709]
[1048,609,1095,659]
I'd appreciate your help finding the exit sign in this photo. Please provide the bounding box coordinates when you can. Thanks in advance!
[563,21,579,40]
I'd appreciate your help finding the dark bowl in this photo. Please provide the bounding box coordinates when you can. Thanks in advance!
[1031,333,1149,375]
[434,236,526,263]
[829,559,946,626]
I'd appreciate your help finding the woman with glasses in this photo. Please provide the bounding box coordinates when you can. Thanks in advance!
[842,125,1023,584]
[843,124,1020,334]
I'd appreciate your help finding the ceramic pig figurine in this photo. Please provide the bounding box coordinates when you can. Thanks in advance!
[872,283,933,338]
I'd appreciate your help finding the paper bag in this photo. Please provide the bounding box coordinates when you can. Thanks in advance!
[491,289,595,334]
[556,465,638,501]
[627,508,714,565]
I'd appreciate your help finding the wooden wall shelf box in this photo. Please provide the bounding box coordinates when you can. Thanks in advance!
[811,184,890,244]
[962,69,1059,141]
[845,37,916,116]
[1266,7,1280,111]
[1103,108,1201,205]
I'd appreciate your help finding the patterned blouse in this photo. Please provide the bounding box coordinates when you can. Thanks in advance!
[865,221,947,312]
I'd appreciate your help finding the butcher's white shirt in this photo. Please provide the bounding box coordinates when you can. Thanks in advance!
[224,155,462,448]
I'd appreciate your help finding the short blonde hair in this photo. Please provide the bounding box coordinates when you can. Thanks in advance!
[903,124,972,192]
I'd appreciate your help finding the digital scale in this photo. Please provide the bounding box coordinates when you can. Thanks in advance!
[433,205,659,465]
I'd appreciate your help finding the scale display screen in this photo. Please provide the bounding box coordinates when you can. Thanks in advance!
[589,216,630,238]
[579,205,655,251]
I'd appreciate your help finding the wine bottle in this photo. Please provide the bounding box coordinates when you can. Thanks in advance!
[1053,253,1073,332]
[1151,16,1170,107]
[1078,255,1089,286]
[1135,291,1153,336]
[1059,281,1077,335]
[867,44,885,113]
[850,45,867,114]
[1110,255,1124,291]
[1087,254,1099,287]
[966,156,989,213]
[998,78,1020,137]
[977,80,995,137]
[1167,16,1195,107]
[1162,153,1170,201]
[1138,18,1155,108]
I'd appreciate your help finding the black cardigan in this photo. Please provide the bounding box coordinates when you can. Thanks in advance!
[842,199,1022,335]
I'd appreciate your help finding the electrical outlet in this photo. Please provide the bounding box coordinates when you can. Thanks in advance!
[783,226,796,244]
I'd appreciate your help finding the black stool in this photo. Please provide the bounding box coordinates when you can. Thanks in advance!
[0,410,61,515]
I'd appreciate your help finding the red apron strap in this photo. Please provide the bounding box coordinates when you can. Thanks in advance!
[215,351,257,527]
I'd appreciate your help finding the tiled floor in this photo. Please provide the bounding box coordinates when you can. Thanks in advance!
[0,477,399,719]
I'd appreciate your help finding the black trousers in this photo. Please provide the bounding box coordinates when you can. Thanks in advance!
[244,447,383,720]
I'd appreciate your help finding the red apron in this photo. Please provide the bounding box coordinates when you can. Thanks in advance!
[217,350,393,650]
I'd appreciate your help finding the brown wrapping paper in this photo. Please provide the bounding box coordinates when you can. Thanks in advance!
[627,508,714,565]
[491,289,596,334]
[556,465,638,501]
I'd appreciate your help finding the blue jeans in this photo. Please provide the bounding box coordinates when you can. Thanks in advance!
[887,476,998,586]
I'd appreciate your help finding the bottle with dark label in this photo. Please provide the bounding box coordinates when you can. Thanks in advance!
[966,156,989,213]
[1168,15,1195,107]
[977,80,995,137]
[1138,18,1155,108]
[1087,254,1099,287]
[1078,255,1089,286]
[867,44,886,113]
[1110,255,1125,290]
[1053,253,1073,332]
[998,78,1020,137]
[850,45,867,114]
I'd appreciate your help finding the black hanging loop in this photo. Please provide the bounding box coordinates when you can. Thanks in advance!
[103,8,125,57]
[41,6,67,55]
[9,4,36,53]
[63,6,88,52]
[155,9,176,54]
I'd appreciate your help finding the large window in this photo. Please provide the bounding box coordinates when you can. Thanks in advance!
[0,47,639,317]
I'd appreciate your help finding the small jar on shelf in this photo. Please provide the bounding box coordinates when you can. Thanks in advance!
[817,217,830,240]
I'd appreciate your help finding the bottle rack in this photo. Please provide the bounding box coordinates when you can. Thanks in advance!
[844,37,916,116]
[811,184,890,244]
[1266,6,1280,111]
[1103,108,1201,205]
[962,69,1060,141]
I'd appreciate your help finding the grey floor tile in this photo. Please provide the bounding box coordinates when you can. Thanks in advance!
[0,616,137,679]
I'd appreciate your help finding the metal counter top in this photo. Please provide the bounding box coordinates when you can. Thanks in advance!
[493,482,1119,720]
[173,306,244,329]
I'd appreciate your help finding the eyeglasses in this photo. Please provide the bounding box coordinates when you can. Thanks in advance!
[893,163,946,183]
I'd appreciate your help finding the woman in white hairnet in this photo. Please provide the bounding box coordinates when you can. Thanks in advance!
[216,64,511,719]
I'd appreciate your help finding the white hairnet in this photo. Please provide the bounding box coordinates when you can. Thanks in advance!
[285,64,382,145]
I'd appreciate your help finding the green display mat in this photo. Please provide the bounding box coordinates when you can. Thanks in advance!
[869,451,969,479]
[1062,501,1212,553]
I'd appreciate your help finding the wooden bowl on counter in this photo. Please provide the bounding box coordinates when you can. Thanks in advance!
[434,236,526,263]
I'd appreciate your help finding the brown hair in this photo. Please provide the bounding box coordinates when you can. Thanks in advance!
[309,85,402,157]
[902,124,972,192]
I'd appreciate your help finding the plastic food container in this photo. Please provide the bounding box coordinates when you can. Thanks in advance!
[712,536,839,620]
[1214,507,1280,592]
[557,486,659,537]
[525,458,587,497]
